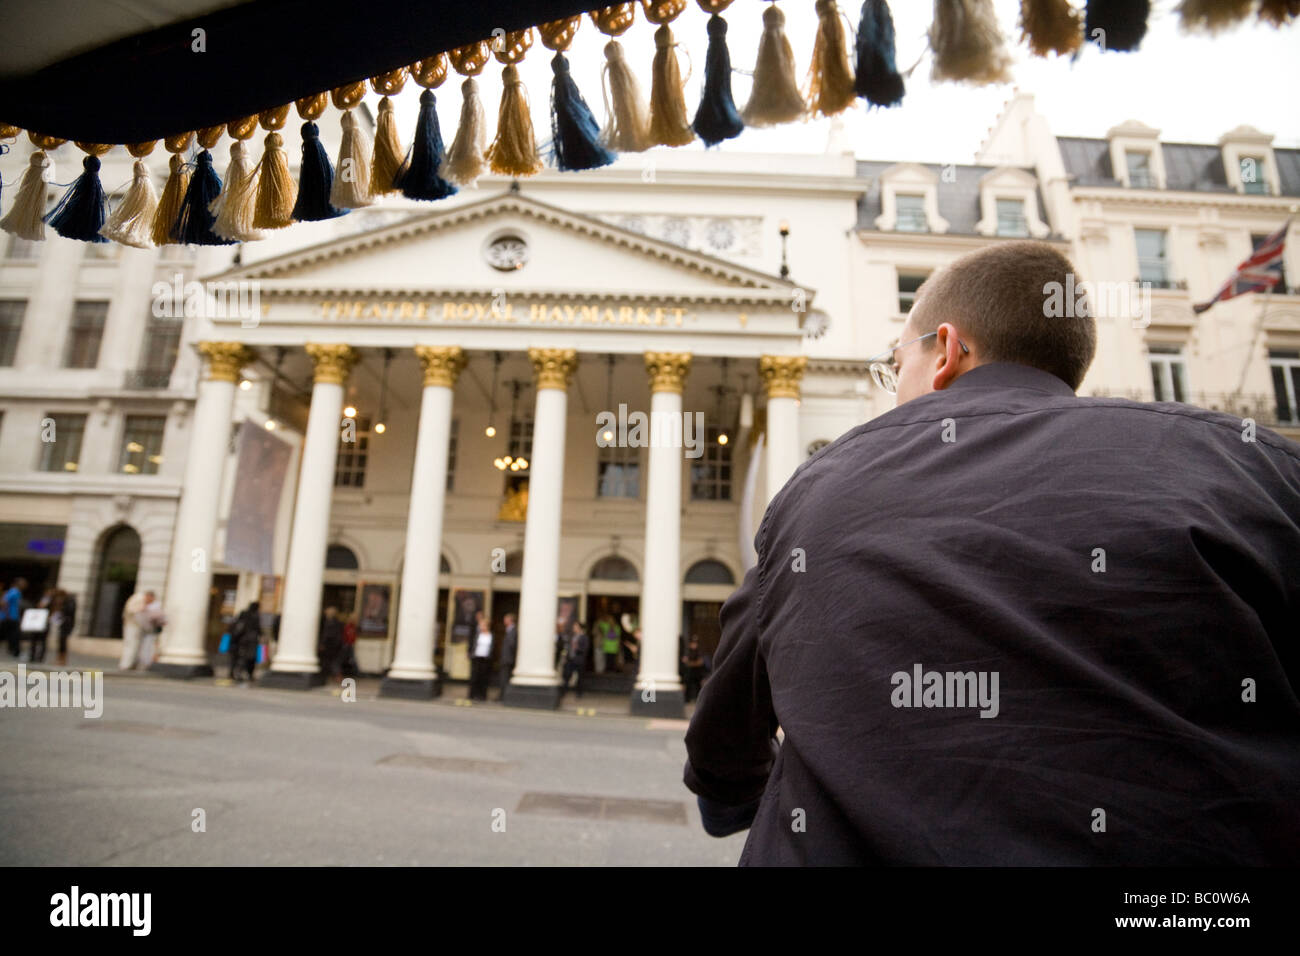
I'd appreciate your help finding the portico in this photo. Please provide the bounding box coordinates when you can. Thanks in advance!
[162,190,813,715]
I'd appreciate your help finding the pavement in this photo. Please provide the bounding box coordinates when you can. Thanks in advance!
[0,653,745,866]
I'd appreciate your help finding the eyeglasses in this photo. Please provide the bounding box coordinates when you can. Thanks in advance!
[867,332,969,394]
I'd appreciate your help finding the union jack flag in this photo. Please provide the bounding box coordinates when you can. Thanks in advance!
[1193,219,1291,314]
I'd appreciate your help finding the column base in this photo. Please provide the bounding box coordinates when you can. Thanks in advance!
[379,675,442,700]
[148,661,214,680]
[259,669,325,690]
[629,686,686,718]
[502,682,561,710]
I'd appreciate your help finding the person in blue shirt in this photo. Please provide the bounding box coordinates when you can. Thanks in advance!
[3,577,27,657]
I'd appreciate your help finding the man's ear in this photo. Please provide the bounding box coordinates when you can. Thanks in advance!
[931,322,967,391]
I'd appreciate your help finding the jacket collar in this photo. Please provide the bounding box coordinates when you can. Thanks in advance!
[946,362,1077,397]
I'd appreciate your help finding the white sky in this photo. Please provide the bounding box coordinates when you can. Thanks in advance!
[380,0,1299,166]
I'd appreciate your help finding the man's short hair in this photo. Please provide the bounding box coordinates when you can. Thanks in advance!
[910,241,1097,389]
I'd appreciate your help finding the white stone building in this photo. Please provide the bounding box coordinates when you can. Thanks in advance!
[0,94,1295,714]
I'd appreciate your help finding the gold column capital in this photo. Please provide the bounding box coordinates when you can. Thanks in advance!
[198,341,255,383]
[414,345,467,388]
[305,343,359,385]
[529,348,578,390]
[644,351,692,394]
[759,355,807,400]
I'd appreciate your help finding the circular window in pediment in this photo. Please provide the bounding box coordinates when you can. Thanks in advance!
[486,234,529,271]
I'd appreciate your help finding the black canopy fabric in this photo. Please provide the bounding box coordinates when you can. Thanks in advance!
[0,0,596,143]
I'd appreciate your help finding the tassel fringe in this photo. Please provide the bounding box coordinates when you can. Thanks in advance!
[487,64,544,176]
[99,158,159,247]
[331,110,374,209]
[930,0,1014,84]
[253,131,297,229]
[396,90,459,198]
[648,25,695,147]
[46,153,109,242]
[743,4,806,127]
[855,0,906,106]
[0,151,51,240]
[602,40,652,152]
[212,141,263,242]
[1020,0,1083,56]
[809,0,857,116]
[173,149,234,245]
[151,153,191,246]
[370,97,406,196]
[445,77,489,186]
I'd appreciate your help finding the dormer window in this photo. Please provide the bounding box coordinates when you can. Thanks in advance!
[895,194,928,232]
[995,199,1029,237]
[1126,151,1154,188]
[1240,156,1269,194]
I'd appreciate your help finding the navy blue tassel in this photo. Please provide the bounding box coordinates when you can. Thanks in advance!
[855,0,905,107]
[293,121,348,220]
[1085,0,1149,52]
[395,91,458,200]
[549,53,616,172]
[45,154,108,242]
[692,14,744,148]
[173,150,235,245]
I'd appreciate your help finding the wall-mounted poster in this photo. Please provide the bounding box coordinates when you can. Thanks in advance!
[359,584,390,636]
[451,589,484,645]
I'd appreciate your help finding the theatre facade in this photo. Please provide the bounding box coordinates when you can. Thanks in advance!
[152,178,852,716]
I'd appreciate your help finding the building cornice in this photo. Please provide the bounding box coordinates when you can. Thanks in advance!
[1070,187,1300,212]
[0,478,183,498]
[854,230,1071,248]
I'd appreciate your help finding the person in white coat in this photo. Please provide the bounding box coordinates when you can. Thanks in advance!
[119,590,147,670]
[136,591,164,668]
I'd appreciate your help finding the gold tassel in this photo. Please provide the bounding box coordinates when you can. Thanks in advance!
[930,0,1013,86]
[1019,0,1082,56]
[648,21,695,147]
[446,41,492,186]
[151,132,194,246]
[592,4,651,152]
[0,133,61,240]
[330,81,374,209]
[370,68,409,195]
[1177,0,1254,32]
[212,117,263,242]
[99,142,160,248]
[743,3,806,127]
[1258,0,1300,26]
[486,29,544,176]
[808,0,857,117]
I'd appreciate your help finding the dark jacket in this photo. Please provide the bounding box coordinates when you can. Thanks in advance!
[58,594,76,638]
[232,608,261,657]
[502,625,518,665]
[564,630,589,665]
[684,362,1300,866]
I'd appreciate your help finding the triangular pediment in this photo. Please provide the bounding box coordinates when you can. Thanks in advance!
[207,190,805,306]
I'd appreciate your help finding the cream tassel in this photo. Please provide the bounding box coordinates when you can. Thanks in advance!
[331,110,374,209]
[99,159,159,248]
[743,4,806,127]
[930,0,1013,85]
[808,0,857,117]
[648,24,695,147]
[445,77,488,186]
[212,140,263,242]
[0,151,52,240]
[601,40,652,151]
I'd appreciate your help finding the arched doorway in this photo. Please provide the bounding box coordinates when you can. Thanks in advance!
[587,555,639,679]
[683,559,736,659]
[91,525,141,639]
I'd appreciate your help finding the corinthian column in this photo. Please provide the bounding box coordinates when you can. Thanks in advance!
[504,348,578,710]
[262,343,358,689]
[381,346,466,699]
[153,342,254,678]
[760,355,806,505]
[631,351,691,716]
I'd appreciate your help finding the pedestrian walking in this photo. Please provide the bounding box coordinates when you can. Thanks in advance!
[230,601,261,683]
[469,615,494,701]
[119,589,147,669]
[498,613,517,699]
[317,606,343,682]
[136,591,165,668]
[28,588,56,662]
[682,637,706,703]
[341,613,359,678]
[53,589,76,666]
[3,577,26,657]
[559,621,590,700]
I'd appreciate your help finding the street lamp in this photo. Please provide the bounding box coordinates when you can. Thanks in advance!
[779,219,791,280]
